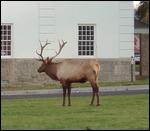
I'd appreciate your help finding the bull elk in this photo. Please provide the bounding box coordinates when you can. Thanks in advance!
[36,40,100,106]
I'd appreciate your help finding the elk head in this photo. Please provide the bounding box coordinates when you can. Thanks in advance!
[36,39,67,73]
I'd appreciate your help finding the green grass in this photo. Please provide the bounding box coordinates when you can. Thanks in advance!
[1,79,149,91]
[1,94,149,130]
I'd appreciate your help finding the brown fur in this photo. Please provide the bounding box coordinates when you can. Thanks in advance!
[38,59,100,106]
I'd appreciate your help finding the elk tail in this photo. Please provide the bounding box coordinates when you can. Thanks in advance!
[92,62,100,85]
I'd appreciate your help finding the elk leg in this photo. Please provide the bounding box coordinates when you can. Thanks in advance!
[90,87,95,106]
[95,85,100,106]
[96,93,100,106]
[90,82,100,106]
[68,86,71,106]
[62,86,66,106]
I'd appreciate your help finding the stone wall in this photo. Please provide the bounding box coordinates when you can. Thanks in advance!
[140,34,149,77]
[1,58,134,86]
[1,59,15,86]
[99,58,134,82]
[1,59,57,86]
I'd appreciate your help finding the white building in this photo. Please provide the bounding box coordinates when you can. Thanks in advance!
[1,1,135,86]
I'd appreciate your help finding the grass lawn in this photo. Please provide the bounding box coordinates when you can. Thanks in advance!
[1,94,149,130]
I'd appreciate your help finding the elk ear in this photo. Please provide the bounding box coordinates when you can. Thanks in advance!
[47,57,49,61]
[46,57,51,63]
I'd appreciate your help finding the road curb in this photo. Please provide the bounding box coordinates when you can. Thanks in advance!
[1,85,149,96]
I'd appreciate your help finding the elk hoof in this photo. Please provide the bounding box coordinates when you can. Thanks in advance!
[68,104,71,106]
[97,104,100,106]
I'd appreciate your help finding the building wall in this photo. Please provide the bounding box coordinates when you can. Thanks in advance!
[1,1,134,59]
[1,58,134,86]
[119,1,134,57]
[1,1,38,59]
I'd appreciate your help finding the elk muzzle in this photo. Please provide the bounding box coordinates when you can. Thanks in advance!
[37,66,45,73]
[37,68,42,73]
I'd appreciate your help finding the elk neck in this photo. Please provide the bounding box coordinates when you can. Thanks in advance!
[45,62,59,81]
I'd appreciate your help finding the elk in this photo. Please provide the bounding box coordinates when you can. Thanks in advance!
[36,40,100,106]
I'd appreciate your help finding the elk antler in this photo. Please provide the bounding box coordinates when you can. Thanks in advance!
[36,39,50,61]
[49,39,67,61]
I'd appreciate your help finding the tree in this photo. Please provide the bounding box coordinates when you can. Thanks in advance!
[135,1,149,23]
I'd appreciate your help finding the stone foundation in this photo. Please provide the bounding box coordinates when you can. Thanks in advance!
[1,58,135,86]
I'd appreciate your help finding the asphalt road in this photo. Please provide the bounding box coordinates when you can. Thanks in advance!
[1,89,149,100]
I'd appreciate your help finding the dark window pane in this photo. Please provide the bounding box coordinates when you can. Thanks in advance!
[87,26,90,30]
[83,36,86,40]
[1,31,4,35]
[90,41,94,45]
[4,31,7,35]
[79,26,82,30]
[8,46,11,50]
[4,41,7,45]
[79,31,82,35]
[91,26,94,30]
[4,26,7,30]
[87,51,89,55]
[83,51,85,55]
[78,46,81,50]
[83,41,85,45]
[4,36,7,40]
[91,36,94,40]
[83,26,86,30]
[87,46,89,50]
[4,46,6,50]
[87,36,90,40]
[8,31,11,35]
[78,41,81,45]
[8,41,11,46]
[87,31,90,35]
[8,51,11,55]
[78,51,81,55]
[79,36,82,40]
[83,46,85,50]
[8,36,11,40]
[83,31,86,35]
[8,25,11,30]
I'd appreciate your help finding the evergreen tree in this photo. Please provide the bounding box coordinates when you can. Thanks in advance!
[135,1,149,23]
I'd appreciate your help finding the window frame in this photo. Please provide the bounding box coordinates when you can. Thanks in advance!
[1,23,13,58]
[78,24,96,57]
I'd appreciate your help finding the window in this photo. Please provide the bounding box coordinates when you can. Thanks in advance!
[78,25,95,56]
[1,24,12,56]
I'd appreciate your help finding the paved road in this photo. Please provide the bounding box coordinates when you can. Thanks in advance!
[1,85,149,100]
